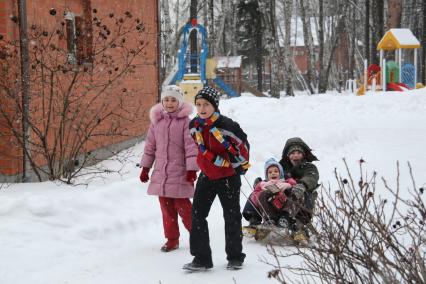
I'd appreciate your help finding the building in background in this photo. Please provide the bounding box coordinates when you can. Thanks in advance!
[0,0,159,182]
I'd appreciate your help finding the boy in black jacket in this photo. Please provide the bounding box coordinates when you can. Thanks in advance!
[183,87,250,271]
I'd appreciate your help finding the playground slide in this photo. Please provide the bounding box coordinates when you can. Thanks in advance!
[163,63,179,86]
[213,77,238,97]
[387,82,404,92]
[396,82,410,89]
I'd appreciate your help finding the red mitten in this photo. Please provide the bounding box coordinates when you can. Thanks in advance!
[186,170,197,183]
[139,167,150,183]
[272,191,287,210]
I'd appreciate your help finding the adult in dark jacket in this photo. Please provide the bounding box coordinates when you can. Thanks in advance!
[257,137,319,244]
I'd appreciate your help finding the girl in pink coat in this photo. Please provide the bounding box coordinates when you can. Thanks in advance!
[139,85,198,252]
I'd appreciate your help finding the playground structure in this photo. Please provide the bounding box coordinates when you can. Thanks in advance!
[164,19,239,102]
[357,28,422,96]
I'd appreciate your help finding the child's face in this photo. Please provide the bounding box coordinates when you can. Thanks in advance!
[267,166,281,180]
[162,96,180,113]
[288,151,304,166]
[195,98,215,119]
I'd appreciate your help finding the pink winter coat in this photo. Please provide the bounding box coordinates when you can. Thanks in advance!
[140,102,198,198]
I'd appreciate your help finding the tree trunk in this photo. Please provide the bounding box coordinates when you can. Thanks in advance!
[387,0,402,29]
[175,0,180,39]
[371,0,384,65]
[349,2,356,80]
[216,0,227,54]
[203,0,208,27]
[231,0,238,55]
[161,0,173,76]
[17,0,32,182]
[209,0,214,55]
[260,0,280,97]
[324,15,347,91]
[190,0,198,73]
[300,0,316,94]
[365,0,370,63]
[283,0,294,96]
[255,15,263,92]
[318,0,326,93]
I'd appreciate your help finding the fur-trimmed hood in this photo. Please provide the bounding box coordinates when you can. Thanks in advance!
[149,101,193,124]
[281,137,318,163]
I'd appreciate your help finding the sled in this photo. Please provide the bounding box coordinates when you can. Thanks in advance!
[243,224,298,246]
[243,221,315,247]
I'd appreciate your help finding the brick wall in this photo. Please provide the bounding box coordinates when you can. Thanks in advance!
[0,0,159,181]
[0,0,6,36]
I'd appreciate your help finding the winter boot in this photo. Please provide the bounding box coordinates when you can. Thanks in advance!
[292,220,309,246]
[292,229,308,246]
[161,238,179,252]
[183,261,213,271]
[227,259,244,270]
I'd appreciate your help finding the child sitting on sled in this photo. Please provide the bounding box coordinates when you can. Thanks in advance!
[243,138,319,244]
[242,157,297,227]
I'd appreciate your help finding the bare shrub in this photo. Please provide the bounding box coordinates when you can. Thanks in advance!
[264,159,426,284]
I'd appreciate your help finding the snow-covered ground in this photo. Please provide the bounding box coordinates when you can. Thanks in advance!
[1,88,426,284]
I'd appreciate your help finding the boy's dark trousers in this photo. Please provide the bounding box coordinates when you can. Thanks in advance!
[190,173,246,267]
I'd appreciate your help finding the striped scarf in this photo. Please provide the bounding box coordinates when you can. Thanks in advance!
[193,112,251,171]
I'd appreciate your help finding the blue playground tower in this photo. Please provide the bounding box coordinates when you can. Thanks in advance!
[169,19,238,99]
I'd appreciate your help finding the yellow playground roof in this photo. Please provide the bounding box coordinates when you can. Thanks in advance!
[377,29,421,50]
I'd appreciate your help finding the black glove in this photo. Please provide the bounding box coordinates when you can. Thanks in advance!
[284,187,292,197]
[292,184,306,200]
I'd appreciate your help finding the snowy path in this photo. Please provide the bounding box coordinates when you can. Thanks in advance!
[1,89,426,283]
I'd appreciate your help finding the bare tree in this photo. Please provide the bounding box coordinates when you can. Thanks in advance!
[260,0,283,97]
[387,0,402,29]
[282,0,294,96]
[323,7,348,91]
[189,0,198,72]
[348,1,356,80]
[0,9,150,183]
[371,0,384,65]
[264,160,426,283]
[216,0,231,55]
[208,0,215,55]
[365,0,371,63]
[231,0,239,55]
[161,0,174,78]
[317,0,326,93]
[299,0,316,94]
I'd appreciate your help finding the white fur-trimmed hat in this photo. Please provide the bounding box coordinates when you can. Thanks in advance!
[161,85,184,106]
